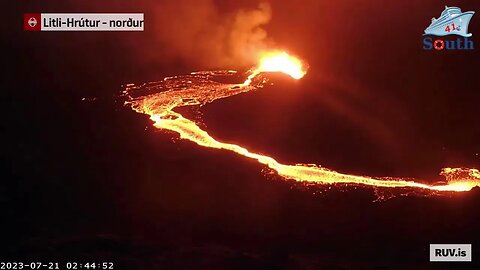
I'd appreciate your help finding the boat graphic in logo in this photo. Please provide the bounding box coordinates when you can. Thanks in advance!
[424,6,474,37]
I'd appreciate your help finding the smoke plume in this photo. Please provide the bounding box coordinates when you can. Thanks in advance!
[153,1,273,68]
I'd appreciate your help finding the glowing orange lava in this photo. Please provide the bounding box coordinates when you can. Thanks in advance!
[124,52,480,194]
[243,51,307,85]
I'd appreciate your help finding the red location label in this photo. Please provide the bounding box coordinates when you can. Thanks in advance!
[24,13,41,31]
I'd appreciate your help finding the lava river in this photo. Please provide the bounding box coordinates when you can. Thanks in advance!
[123,52,480,193]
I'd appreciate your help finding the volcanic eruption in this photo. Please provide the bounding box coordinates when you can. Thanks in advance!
[124,51,480,194]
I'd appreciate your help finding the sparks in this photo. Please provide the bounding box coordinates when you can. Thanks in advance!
[124,56,480,194]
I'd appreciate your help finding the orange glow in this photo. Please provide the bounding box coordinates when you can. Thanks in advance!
[244,51,307,85]
[124,58,480,194]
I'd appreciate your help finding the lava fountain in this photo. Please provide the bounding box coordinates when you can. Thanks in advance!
[124,51,480,193]
[243,51,307,85]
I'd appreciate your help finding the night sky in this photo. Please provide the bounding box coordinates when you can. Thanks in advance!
[3,1,480,269]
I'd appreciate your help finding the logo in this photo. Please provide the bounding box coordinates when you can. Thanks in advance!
[24,13,41,31]
[429,244,472,262]
[422,6,475,50]
[28,17,37,27]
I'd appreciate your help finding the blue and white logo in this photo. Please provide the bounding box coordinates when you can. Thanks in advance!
[423,6,475,51]
[424,6,474,37]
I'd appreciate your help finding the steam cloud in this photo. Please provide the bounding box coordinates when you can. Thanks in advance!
[153,0,273,68]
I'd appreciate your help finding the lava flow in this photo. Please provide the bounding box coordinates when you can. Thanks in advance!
[124,51,480,193]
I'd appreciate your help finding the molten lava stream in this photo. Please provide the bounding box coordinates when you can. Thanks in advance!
[124,51,480,193]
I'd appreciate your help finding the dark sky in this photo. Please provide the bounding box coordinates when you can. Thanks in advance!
[3,1,480,269]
